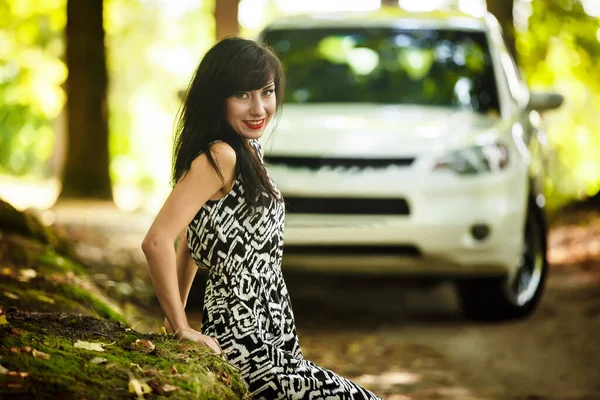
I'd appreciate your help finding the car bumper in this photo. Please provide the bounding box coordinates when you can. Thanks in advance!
[279,169,527,276]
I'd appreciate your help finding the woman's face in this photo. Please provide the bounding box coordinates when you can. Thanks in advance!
[225,81,276,140]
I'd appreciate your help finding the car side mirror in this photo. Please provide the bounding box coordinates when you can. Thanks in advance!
[527,91,564,112]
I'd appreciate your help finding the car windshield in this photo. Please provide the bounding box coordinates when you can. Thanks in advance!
[262,27,500,114]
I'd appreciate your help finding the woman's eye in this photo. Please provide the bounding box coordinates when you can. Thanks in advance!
[235,92,249,99]
[263,89,274,96]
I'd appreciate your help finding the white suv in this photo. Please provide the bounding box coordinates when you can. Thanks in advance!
[258,8,563,320]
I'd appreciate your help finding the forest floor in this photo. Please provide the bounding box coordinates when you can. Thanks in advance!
[50,202,600,400]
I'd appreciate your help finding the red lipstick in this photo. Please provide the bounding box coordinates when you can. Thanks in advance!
[244,119,265,130]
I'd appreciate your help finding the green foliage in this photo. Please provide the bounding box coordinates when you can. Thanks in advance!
[0,0,215,198]
[517,0,600,206]
[0,0,66,178]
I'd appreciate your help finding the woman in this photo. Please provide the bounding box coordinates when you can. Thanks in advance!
[142,37,381,400]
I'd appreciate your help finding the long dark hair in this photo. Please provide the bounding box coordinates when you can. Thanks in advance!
[172,37,284,207]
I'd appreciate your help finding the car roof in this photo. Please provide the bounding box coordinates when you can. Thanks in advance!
[263,7,491,32]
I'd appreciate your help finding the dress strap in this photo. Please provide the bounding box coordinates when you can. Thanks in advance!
[249,139,263,161]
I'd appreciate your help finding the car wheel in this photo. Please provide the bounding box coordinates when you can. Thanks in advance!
[456,205,548,321]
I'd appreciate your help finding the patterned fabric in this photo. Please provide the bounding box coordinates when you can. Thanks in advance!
[187,139,381,400]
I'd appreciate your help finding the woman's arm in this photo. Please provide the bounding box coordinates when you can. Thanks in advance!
[141,142,236,338]
[164,230,198,334]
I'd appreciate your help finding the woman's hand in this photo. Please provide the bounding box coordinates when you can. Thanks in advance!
[175,327,222,354]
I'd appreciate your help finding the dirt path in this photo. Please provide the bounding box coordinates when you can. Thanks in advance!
[276,269,600,399]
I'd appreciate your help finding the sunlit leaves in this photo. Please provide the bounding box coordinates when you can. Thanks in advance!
[1,0,215,196]
[517,0,600,205]
[0,0,66,177]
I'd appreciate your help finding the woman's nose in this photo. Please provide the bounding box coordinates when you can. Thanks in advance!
[249,96,265,116]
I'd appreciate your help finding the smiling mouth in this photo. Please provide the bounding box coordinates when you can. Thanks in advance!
[244,119,265,130]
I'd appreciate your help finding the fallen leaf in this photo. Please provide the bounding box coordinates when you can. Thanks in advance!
[142,367,158,377]
[8,371,29,378]
[74,341,104,352]
[3,292,18,300]
[128,377,142,398]
[217,370,232,386]
[7,383,22,389]
[139,382,152,395]
[90,357,108,364]
[130,339,155,354]
[0,315,7,325]
[9,347,20,353]
[174,354,191,363]
[130,363,143,371]
[128,376,152,399]
[32,349,51,360]
[148,378,162,394]
[170,365,179,375]
[36,295,55,304]
[162,384,178,392]
[1,267,12,276]
[18,269,37,282]
[23,346,32,353]
[0,364,8,374]
[176,343,193,352]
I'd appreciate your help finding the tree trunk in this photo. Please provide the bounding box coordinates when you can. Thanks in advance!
[215,0,239,41]
[487,0,517,61]
[60,0,112,201]
[381,0,399,6]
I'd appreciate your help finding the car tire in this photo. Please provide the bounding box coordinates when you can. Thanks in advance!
[456,205,548,321]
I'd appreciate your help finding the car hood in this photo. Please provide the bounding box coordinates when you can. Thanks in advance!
[262,104,501,157]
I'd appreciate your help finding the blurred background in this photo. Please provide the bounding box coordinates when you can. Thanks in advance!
[0,0,599,213]
[1,1,599,399]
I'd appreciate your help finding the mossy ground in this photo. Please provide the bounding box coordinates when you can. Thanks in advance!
[0,312,250,399]
[0,199,251,399]
[0,233,127,324]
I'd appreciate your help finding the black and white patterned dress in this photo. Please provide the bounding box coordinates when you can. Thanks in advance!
[186,139,381,399]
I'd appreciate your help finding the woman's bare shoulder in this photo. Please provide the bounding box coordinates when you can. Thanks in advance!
[208,141,236,161]
[188,141,236,182]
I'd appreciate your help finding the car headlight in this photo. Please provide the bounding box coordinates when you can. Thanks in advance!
[433,143,509,175]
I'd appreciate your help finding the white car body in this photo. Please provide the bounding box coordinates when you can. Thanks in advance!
[258,9,551,281]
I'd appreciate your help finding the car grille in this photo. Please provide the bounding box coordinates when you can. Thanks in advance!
[284,197,410,215]
[264,156,415,170]
[284,245,421,257]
